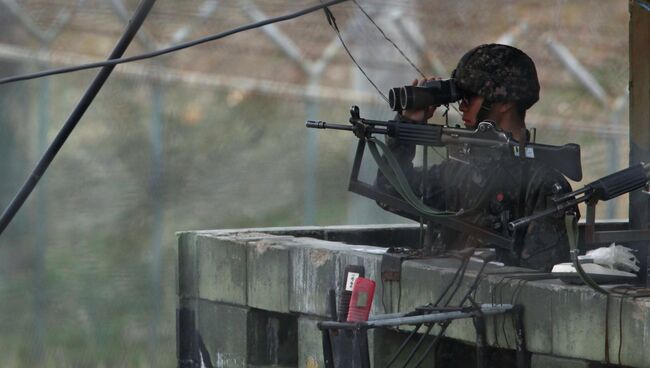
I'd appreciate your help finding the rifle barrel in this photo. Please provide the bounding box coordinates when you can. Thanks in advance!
[306,120,353,131]
[508,197,583,231]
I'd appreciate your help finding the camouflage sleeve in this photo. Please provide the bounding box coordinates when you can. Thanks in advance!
[518,168,576,271]
[374,114,442,214]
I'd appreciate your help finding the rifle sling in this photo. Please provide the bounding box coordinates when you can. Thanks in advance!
[565,213,612,295]
[366,137,458,218]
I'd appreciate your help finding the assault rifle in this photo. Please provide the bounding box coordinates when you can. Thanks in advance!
[508,163,650,290]
[306,106,583,251]
[307,106,582,181]
[510,163,650,231]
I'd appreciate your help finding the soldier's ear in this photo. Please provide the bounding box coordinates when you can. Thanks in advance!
[496,101,516,114]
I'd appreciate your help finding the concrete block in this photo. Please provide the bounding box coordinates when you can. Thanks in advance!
[289,242,337,316]
[247,309,298,366]
[298,315,326,368]
[440,273,482,344]
[531,354,591,368]
[472,275,553,353]
[197,301,298,368]
[197,300,249,367]
[196,234,247,305]
[398,258,477,343]
[177,232,198,298]
[370,328,435,367]
[506,281,554,354]
[399,258,467,311]
[180,227,650,366]
[614,298,650,368]
[247,241,291,313]
[551,287,607,362]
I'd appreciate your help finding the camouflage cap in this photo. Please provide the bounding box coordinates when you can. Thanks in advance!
[452,44,540,110]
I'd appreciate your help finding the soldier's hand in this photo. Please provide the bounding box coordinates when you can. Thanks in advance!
[401,77,440,123]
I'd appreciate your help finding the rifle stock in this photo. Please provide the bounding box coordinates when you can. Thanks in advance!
[511,142,582,181]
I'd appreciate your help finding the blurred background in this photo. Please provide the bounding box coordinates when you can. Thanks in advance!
[0,0,630,366]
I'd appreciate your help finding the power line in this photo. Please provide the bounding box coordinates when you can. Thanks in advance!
[0,0,351,85]
[0,0,158,237]
[0,41,382,103]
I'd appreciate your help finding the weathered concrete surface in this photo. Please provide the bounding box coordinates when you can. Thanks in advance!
[246,309,298,366]
[531,354,592,368]
[194,300,298,367]
[618,298,650,367]
[289,241,338,317]
[551,287,608,361]
[247,241,291,313]
[196,234,247,304]
[298,315,325,368]
[197,300,249,367]
[177,225,650,367]
[177,232,198,298]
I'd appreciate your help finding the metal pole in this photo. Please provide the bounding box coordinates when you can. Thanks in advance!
[318,304,514,329]
[0,0,158,237]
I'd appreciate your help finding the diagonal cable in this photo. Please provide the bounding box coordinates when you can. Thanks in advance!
[0,0,158,236]
[352,0,425,78]
[0,0,350,85]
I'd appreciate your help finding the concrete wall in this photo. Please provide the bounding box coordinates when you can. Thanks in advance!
[177,225,650,367]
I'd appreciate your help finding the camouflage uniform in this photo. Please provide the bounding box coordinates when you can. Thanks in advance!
[376,44,575,271]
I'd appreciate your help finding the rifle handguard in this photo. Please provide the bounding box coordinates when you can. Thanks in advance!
[388,122,444,146]
[590,163,650,200]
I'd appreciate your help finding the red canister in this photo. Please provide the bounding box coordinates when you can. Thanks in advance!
[346,277,376,322]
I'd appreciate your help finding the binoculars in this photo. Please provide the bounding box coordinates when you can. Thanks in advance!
[389,79,464,111]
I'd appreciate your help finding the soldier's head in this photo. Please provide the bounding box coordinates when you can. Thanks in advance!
[452,44,539,131]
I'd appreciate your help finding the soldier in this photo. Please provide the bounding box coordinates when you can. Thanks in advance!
[376,44,576,271]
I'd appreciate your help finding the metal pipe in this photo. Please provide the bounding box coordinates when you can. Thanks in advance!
[318,304,514,330]
[0,0,158,237]
[367,311,410,321]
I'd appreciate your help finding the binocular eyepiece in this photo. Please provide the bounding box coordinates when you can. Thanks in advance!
[389,79,464,111]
